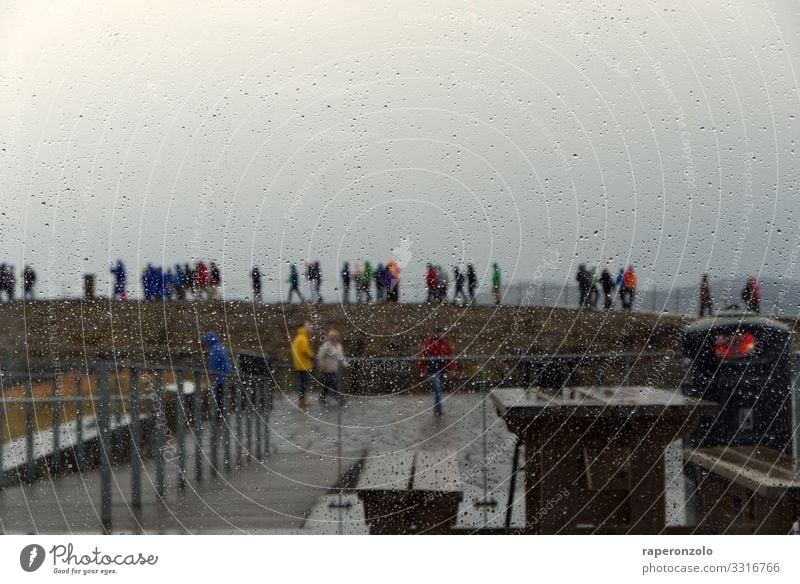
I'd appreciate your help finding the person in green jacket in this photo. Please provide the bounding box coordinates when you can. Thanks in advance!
[492,263,502,305]
[362,261,374,303]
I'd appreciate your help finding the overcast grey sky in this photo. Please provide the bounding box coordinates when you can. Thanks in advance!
[1,0,799,301]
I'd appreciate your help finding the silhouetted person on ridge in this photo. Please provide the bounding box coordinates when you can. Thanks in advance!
[699,273,713,317]
[251,266,262,303]
[287,263,305,303]
[467,263,477,302]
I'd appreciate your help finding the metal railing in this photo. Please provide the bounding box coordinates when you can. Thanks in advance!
[0,361,275,533]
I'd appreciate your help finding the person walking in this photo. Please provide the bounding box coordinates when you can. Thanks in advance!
[316,329,347,405]
[588,267,600,308]
[291,323,315,409]
[699,273,713,317]
[251,266,262,303]
[353,264,363,303]
[425,263,438,303]
[387,260,401,302]
[621,265,637,310]
[452,265,468,304]
[110,260,127,300]
[467,263,477,303]
[197,261,210,300]
[341,262,351,303]
[174,264,186,300]
[287,263,305,303]
[576,264,590,308]
[362,261,373,303]
[210,261,222,300]
[375,263,386,302]
[23,264,36,300]
[600,267,615,310]
[492,263,502,305]
[742,276,761,313]
[418,327,456,416]
[202,332,231,421]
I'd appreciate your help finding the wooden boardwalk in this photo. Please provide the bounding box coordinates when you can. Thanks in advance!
[0,447,357,534]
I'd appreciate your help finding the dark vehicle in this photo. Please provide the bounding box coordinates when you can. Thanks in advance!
[682,312,794,452]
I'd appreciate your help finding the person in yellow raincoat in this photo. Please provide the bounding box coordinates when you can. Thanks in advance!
[291,323,315,409]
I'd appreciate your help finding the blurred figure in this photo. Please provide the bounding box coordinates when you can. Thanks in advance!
[576,264,590,307]
[437,265,449,303]
[291,323,314,410]
[202,332,231,421]
[251,266,262,303]
[1,264,14,302]
[492,263,502,305]
[287,263,305,303]
[306,261,320,303]
[316,329,347,405]
[23,264,36,301]
[375,263,386,302]
[453,265,468,304]
[353,263,363,303]
[341,262,351,303]
[615,268,625,308]
[362,261,373,303]
[699,273,713,317]
[418,327,456,416]
[588,267,600,308]
[600,267,615,310]
[387,260,400,302]
[742,276,761,313]
[210,261,222,300]
[621,265,637,310]
[425,263,438,303]
[174,264,186,300]
[467,263,477,303]
[197,261,210,300]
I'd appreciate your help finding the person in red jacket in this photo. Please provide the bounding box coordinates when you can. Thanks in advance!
[418,327,456,416]
[197,261,210,299]
[425,263,439,303]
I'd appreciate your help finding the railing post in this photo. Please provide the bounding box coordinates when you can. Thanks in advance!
[154,370,166,498]
[264,369,272,457]
[176,371,187,491]
[114,375,123,461]
[75,377,84,469]
[25,378,34,482]
[245,373,253,464]
[210,374,220,479]
[193,370,203,482]
[51,375,61,476]
[130,368,142,509]
[97,365,113,534]
[792,355,800,472]
[223,378,231,473]
[0,374,5,491]
[235,376,243,466]
[254,374,263,462]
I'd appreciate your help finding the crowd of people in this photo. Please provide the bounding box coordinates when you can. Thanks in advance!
[422,262,502,305]
[338,261,402,304]
[0,258,768,316]
[139,260,222,301]
[575,264,638,310]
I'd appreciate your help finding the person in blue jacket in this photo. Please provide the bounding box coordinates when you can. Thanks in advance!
[110,259,127,300]
[202,332,231,420]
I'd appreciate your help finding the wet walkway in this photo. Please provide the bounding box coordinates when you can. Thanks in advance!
[0,391,687,533]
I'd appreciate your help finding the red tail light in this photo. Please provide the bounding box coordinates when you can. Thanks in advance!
[714,332,756,359]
